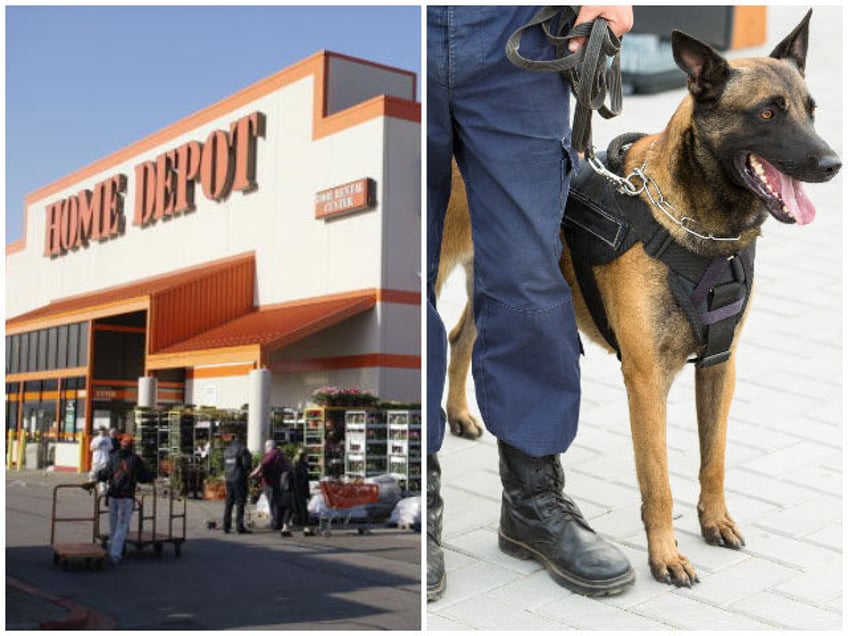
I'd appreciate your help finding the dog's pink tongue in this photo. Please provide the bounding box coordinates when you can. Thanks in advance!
[778,171,816,225]
[763,159,816,225]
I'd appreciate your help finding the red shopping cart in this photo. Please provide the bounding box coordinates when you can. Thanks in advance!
[317,480,380,537]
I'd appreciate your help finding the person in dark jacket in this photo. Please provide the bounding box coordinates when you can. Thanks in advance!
[223,434,253,534]
[290,447,311,530]
[96,434,153,565]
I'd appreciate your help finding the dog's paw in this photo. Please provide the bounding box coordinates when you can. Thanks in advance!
[447,411,484,440]
[700,515,746,550]
[650,552,699,588]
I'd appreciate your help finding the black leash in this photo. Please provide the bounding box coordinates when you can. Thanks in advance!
[505,6,623,157]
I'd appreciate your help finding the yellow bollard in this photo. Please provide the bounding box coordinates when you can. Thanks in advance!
[16,431,26,470]
[78,432,88,474]
[6,430,14,469]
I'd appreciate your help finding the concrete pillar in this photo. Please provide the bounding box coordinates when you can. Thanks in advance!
[138,376,158,408]
[247,368,271,453]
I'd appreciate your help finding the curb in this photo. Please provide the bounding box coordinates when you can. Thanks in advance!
[7,576,118,630]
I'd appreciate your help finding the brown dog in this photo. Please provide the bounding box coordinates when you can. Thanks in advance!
[436,11,840,586]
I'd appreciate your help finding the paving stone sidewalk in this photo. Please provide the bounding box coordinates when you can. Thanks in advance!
[427,6,842,631]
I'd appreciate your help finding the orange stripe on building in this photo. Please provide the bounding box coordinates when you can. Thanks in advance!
[94,324,146,333]
[146,345,262,371]
[5,367,89,382]
[187,363,256,379]
[270,353,420,373]
[377,289,421,305]
[91,379,140,387]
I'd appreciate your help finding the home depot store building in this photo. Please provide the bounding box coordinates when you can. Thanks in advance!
[5,51,421,472]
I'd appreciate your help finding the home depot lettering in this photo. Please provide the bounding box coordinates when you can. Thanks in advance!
[44,112,265,257]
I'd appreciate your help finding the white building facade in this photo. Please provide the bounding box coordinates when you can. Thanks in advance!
[5,51,421,470]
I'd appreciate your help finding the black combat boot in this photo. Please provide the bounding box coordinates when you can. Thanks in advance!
[427,453,446,602]
[498,440,635,596]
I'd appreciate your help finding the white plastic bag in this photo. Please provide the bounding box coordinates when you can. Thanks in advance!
[256,492,270,515]
[390,495,421,528]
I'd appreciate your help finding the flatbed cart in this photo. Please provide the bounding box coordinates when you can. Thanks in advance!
[50,483,108,570]
[95,481,186,557]
[317,480,380,537]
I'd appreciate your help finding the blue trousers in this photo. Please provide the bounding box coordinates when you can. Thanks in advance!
[108,497,135,563]
[427,6,582,457]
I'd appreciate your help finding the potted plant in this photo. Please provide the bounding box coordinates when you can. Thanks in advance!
[311,386,379,407]
[203,474,227,500]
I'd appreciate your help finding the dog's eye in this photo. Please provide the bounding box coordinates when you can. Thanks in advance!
[760,108,775,121]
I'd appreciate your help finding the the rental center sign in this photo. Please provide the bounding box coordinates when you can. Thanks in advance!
[43,112,265,257]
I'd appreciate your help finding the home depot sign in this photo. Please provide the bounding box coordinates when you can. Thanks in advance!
[43,112,265,257]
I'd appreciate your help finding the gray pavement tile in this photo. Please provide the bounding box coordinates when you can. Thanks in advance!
[634,592,775,631]
[773,560,843,605]
[782,459,842,496]
[428,560,526,611]
[682,557,798,608]
[724,468,819,508]
[537,590,677,630]
[729,591,842,630]
[426,612,473,631]
[740,527,840,572]
[486,569,579,613]
[753,493,841,538]
[588,502,650,540]
[803,522,843,552]
[448,527,539,575]
[437,593,576,631]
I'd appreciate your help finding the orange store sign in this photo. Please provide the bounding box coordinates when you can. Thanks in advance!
[315,178,376,220]
[43,112,265,258]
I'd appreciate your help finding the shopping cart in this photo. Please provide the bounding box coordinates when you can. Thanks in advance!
[317,480,380,537]
[95,481,186,557]
[50,483,108,570]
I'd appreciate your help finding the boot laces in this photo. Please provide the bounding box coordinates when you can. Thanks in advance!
[534,462,589,526]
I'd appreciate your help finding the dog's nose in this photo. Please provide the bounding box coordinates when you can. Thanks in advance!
[817,153,842,177]
[801,151,842,182]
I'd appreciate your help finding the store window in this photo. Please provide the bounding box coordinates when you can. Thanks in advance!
[5,322,89,375]
[6,382,21,434]
[59,376,86,440]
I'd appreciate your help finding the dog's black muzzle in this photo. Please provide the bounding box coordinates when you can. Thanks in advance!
[786,132,841,183]
[807,151,842,182]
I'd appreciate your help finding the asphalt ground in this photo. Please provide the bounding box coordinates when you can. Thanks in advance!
[428,5,843,631]
[5,469,421,630]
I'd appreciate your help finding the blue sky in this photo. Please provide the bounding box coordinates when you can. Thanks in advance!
[4,5,421,244]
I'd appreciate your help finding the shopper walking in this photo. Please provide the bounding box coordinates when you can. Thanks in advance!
[427,5,635,602]
[108,428,120,452]
[290,447,311,529]
[223,433,253,534]
[89,427,112,497]
[249,439,288,531]
[96,434,153,565]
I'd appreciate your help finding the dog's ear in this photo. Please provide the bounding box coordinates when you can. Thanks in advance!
[769,9,811,76]
[671,30,731,102]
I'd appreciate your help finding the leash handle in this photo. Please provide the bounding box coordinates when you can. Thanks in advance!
[505,6,623,157]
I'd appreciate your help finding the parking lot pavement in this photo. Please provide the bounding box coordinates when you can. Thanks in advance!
[5,469,421,630]
[427,6,842,631]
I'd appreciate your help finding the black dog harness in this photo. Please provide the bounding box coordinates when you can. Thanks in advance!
[563,140,756,368]
[505,9,754,367]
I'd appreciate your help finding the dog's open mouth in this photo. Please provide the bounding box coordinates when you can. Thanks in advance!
[740,153,816,225]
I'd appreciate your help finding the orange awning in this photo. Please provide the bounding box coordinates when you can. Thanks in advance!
[146,290,377,370]
[6,252,255,339]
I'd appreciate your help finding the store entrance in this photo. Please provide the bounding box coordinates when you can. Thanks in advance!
[22,399,57,469]
[91,399,137,436]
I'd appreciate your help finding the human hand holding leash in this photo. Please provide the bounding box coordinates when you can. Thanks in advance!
[569,5,634,51]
